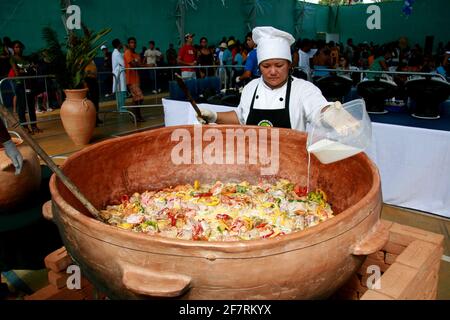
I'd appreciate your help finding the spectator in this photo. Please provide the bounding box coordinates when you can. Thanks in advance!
[140,46,147,61]
[178,33,197,79]
[101,45,113,97]
[344,38,354,65]
[0,39,13,111]
[166,43,177,66]
[312,46,332,78]
[0,39,11,78]
[9,40,42,134]
[231,44,244,87]
[33,50,54,113]
[217,42,227,87]
[358,42,370,69]
[421,55,435,73]
[84,59,103,126]
[197,37,215,78]
[330,43,340,68]
[293,38,313,80]
[124,37,146,122]
[144,40,162,93]
[3,37,13,56]
[222,40,234,87]
[366,46,391,80]
[111,38,127,111]
[236,32,259,85]
[436,53,449,79]
[156,48,164,65]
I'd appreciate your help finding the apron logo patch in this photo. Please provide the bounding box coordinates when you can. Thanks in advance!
[258,120,273,127]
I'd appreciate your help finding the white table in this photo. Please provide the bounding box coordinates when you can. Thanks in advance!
[365,123,450,218]
[162,99,450,218]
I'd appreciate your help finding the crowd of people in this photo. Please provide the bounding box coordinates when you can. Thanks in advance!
[1,31,449,129]
[293,37,450,82]
[0,37,55,134]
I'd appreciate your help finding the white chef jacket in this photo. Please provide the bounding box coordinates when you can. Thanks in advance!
[235,77,330,131]
[112,48,126,93]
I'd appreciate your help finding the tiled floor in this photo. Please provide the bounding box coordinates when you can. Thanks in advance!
[2,96,449,300]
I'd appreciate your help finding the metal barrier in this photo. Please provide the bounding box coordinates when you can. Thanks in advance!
[0,72,140,127]
[117,64,245,110]
[293,67,447,82]
[95,71,139,126]
[0,74,61,127]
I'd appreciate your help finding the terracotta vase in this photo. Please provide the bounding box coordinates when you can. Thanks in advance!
[0,136,41,212]
[60,89,96,146]
[46,126,385,299]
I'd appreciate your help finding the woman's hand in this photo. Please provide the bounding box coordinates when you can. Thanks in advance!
[321,101,360,136]
[196,108,217,124]
[3,140,23,175]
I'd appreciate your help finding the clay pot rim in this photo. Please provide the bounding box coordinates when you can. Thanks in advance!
[63,88,89,93]
[49,125,381,252]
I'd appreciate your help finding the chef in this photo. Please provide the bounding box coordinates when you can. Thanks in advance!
[197,26,354,132]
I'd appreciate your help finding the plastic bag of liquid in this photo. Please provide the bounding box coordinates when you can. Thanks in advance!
[307,99,372,164]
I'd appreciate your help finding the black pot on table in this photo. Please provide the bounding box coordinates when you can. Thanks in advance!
[315,74,353,102]
[357,77,398,114]
[405,76,450,119]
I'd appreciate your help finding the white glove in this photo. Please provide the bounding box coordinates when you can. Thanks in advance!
[3,139,23,175]
[235,76,241,84]
[196,108,217,124]
[321,101,360,136]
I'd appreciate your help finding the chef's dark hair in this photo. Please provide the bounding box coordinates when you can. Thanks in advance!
[246,32,252,40]
[127,37,137,44]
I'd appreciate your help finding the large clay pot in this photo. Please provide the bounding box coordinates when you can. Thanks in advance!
[46,125,386,299]
[1,134,41,212]
[60,89,96,146]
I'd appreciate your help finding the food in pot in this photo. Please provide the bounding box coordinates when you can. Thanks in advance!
[98,179,334,241]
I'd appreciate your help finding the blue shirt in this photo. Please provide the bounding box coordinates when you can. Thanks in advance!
[244,49,260,77]
[234,53,243,66]
[313,66,330,78]
[436,66,447,78]
[222,49,232,67]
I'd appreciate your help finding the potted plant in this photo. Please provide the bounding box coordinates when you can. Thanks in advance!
[42,25,111,145]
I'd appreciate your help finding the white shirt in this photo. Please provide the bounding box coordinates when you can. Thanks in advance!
[235,77,330,131]
[144,48,162,65]
[298,49,312,74]
[112,48,126,93]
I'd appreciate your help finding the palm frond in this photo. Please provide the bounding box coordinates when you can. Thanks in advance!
[42,25,111,89]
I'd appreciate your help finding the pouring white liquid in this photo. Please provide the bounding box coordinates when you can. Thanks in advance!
[307,139,363,164]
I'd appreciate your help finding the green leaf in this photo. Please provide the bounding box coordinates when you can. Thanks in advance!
[42,25,111,89]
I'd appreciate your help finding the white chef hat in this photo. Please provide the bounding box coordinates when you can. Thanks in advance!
[252,26,295,64]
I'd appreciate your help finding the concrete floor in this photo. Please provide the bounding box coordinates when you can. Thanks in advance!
[3,95,449,300]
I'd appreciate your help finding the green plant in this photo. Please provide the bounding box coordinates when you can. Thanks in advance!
[42,25,111,89]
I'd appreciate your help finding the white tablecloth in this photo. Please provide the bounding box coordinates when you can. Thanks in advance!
[163,99,450,218]
[163,98,234,126]
[365,123,450,218]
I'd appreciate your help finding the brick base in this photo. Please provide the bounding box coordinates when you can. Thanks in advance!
[334,220,443,300]
[25,247,107,300]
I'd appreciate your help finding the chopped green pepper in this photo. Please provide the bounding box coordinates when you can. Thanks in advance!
[236,185,248,193]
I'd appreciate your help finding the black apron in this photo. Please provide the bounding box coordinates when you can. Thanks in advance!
[245,77,292,128]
